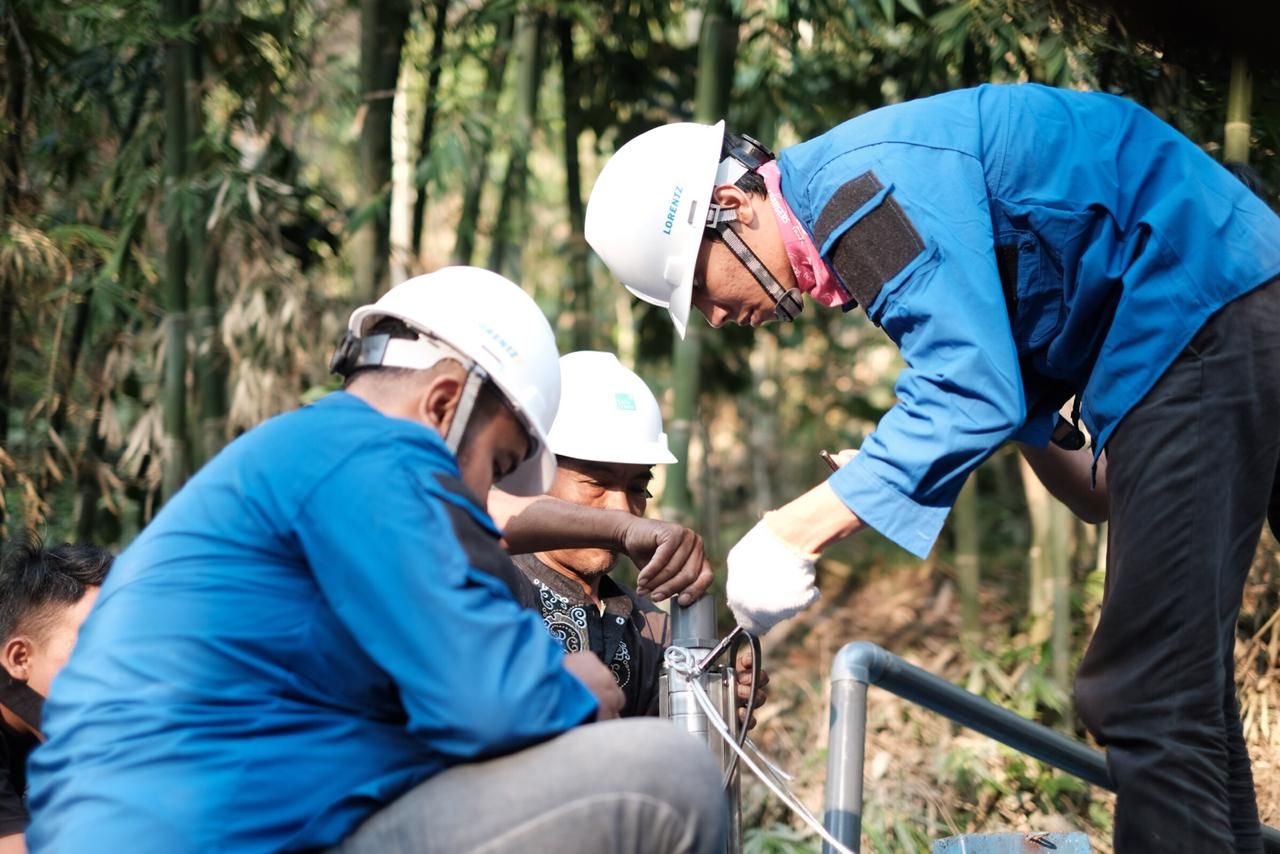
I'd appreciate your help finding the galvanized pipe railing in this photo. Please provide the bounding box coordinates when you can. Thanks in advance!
[822,640,1280,853]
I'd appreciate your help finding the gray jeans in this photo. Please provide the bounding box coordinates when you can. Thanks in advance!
[328,718,728,854]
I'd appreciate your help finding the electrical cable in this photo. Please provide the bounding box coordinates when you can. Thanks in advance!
[720,629,761,790]
[665,644,856,854]
[690,626,761,789]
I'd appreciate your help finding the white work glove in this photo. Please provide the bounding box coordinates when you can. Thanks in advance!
[726,515,820,635]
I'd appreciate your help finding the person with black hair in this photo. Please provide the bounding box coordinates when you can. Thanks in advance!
[28,268,724,854]
[0,535,111,854]
[587,86,1280,853]
[512,351,769,722]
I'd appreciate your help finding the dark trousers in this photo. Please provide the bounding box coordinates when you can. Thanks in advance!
[1075,279,1280,853]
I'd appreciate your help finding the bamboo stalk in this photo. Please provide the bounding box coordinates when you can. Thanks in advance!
[452,14,514,266]
[161,0,192,502]
[487,5,543,281]
[1224,53,1252,164]
[354,0,411,301]
[663,0,739,526]
[409,0,449,258]
[558,14,592,352]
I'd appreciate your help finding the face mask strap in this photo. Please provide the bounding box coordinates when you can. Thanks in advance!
[0,677,44,736]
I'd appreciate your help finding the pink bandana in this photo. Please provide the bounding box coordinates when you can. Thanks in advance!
[756,160,848,309]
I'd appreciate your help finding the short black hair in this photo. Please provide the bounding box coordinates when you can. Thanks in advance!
[735,170,767,198]
[0,533,113,642]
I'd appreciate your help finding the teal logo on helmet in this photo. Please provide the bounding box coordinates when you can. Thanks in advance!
[477,322,518,359]
[614,393,636,411]
[662,186,684,235]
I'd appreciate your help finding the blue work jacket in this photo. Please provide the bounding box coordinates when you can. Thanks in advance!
[26,392,596,853]
[779,83,1280,558]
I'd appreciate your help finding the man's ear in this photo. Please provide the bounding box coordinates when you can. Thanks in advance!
[710,183,755,226]
[419,373,464,437]
[3,637,32,683]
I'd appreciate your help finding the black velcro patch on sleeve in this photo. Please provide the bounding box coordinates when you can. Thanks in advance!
[815,171,925,308]
[813,172,883,246]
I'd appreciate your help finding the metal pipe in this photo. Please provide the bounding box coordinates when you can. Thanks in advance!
[670,594,719,651]
[822,679,868,853]
[663,597,742,854]
[832,641,1109,787]
[824,640,1280,852]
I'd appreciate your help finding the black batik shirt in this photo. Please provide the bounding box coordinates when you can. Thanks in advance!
[512,554,669,717]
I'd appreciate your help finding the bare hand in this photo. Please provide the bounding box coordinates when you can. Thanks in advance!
[563,651,625,721]
[733,644,770,731]
[621,517,713,606]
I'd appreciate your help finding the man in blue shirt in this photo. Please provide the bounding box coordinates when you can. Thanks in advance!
[27,267,726,853]
[585,86,1280,852]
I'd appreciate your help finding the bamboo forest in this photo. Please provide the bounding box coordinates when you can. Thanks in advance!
[2,0,1278,850]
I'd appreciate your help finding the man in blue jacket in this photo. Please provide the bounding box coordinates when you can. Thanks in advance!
[586,85,1280,852]
[27,267,725,854]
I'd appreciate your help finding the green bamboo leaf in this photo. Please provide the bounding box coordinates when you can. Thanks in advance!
[929,2,970,37]
[897,0,924,18]
[1045,46,1066,83]
[48,224,116,259]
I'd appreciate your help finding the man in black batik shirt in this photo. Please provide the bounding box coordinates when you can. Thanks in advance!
[510,352,767,720]
[513,552,668,716]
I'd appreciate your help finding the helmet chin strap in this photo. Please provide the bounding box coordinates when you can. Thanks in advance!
[706,205,803,322]
[443,364,489,454]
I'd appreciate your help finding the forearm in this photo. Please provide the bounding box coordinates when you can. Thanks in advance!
[1017,442,1109,523]
[0,833,26,854]
[768,480,865,554]
[490,491,630,555]
[724,481,861,634]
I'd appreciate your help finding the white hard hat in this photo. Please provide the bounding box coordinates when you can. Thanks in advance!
[548,351,677,466]
[585,121,726,340]
[342,267,560,496]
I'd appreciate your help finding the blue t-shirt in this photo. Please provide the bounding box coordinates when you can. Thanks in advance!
[779,83,1280,557]
[26,392,597,853]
